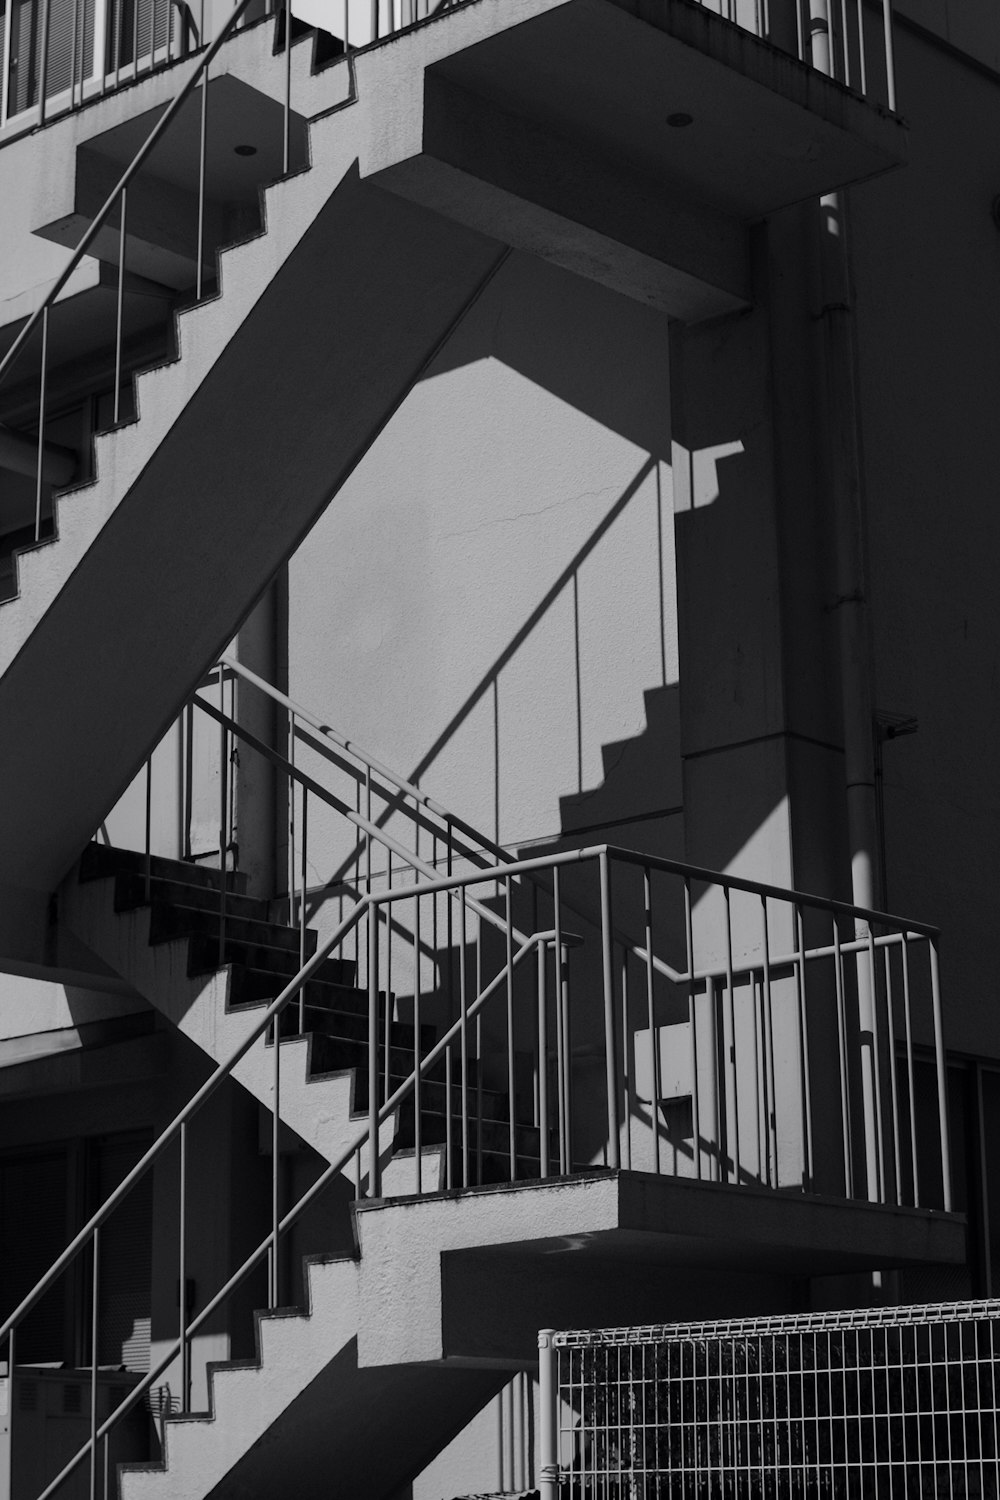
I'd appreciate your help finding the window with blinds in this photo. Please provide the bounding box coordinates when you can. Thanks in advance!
[0,0,179,122]
[2,0,97,119]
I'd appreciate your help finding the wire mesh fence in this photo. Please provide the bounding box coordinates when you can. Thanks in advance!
[542,1303,1000,1497]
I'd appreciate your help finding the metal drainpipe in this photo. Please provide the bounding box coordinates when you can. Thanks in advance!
[809,0,883,1202]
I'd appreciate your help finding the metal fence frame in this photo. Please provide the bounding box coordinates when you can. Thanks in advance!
[539,1303,1000,1496]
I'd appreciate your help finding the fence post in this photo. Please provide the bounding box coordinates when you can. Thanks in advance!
[537,1329,559,1500]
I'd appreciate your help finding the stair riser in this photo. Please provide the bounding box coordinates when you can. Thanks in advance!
[80,842,250,896]
[187,934,354,989]
[115,871,271,923]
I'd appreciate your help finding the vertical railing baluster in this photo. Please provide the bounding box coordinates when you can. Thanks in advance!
[113,189,127,423]
[475,903,483,1186]
[70,0,81,107]
[178,1119,189,1408]
[34,305,49,543]
[684,879,701,1180]
[38,0,51,122]
[760,896,778,1186]
[506,875,517,1180]
[113,0,122,90]
[413,838,422,1195]
[881,0,895,110]
[144,754,153,901]
[929,936,951,1212]
[459,884,469,1188]
[794,904,814,1190]
[384,836,392,1101]
[833,916,854,1197]
[854,0,868,94]
[367,898,380,1197]
[620,946,631,1172]
[270,988,281,1302]
[298,788,307,1031]
[900,936,918,1206]
[599,852,620,1170]
[90,1226,100,1500]
[196,64,208,300]
[838,0,850,86]
[723,885,739,1185]
[537,937,549,1179]
[553,865,567,1175]
[560,935,572,1171]
[884,941,903,1206]
[644,866,660,1176]
[282,0,291,174]
[866,926,886,1203]
[217,667,228,965]
[6,1328,14,1475]
[445,827,454,1189]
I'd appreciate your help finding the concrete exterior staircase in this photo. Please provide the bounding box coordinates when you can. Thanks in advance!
[0,4,518,948]
[118,1173,675,1500]
[63,843,551,1190]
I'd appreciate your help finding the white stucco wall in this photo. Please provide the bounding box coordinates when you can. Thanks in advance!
[287,251,679,897]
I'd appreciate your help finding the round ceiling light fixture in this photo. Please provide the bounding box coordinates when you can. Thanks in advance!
[667,112,694,128]
[234,143,258,156]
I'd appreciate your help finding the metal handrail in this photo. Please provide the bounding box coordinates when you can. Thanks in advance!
[217,657,938,971]
[220,653,516,876]
[30,921,551,1500]
[3,832,950,1500]
[0,0,257,391]
[4,837,606,1500]
[0,835,598,1344]
[193,691,536,948]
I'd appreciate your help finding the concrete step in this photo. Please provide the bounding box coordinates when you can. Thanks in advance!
[228,965,366,1013]
[149,899,318,963]
[187,931,354,989]
[114,871,270,923]
[0,19,507,936]
[80,841,250,896]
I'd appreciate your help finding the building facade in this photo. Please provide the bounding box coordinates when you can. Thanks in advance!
[0,0,996,1494]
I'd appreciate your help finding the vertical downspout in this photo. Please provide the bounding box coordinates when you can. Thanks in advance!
[809,0,883,1201]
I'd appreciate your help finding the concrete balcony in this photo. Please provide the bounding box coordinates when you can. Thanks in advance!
[371,0,908,320]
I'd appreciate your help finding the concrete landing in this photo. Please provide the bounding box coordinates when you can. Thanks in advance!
[371,0,907,320]
[355,1171,966,1366]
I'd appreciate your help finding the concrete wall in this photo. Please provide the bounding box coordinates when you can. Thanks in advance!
[896,0,1000,74]
[848,22,1000,1056]
[287,250,678,892]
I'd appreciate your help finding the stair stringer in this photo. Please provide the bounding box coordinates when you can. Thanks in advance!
[119,1177,630,1500]
[0,29,509,899]
[121,1250,506,1500]
[60,869,442,1193]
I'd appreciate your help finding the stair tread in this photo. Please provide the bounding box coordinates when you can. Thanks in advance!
[115,871,271,922]
[187,932,352,986]
[80,842,249,895]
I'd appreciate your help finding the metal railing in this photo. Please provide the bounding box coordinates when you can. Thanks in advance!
[0,0,461,556]
[538,1301,1000,1496]
[133,655,951,1210]
[5,832,950,1498]
[0,0,456,133]
[701,0,896,111]
[7,658,951,1500]
[0,0,895,587]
